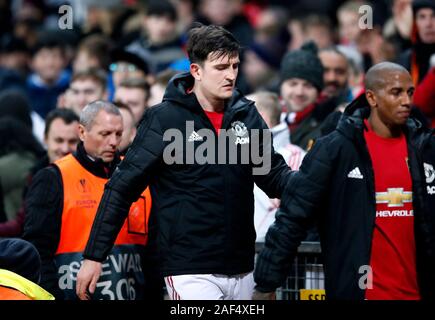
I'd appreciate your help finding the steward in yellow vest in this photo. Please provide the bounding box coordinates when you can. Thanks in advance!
[0,269,54,300]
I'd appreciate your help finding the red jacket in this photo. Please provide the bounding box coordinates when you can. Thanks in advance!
[413,67,435,128]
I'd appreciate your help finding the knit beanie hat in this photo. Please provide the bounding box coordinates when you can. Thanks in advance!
[0,238,41,283]
[280,41,324,91]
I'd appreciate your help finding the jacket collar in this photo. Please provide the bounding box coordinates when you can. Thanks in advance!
[72,142,121,179]
[337,93,429,145]
[162,72,252,115]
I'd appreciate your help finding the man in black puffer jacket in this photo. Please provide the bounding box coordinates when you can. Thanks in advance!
[254,62,435,300]
[76,24,292,300]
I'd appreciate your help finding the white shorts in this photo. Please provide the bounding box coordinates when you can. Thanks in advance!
[164,272,255,300]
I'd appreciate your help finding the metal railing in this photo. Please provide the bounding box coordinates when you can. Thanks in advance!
[256,241,324,300]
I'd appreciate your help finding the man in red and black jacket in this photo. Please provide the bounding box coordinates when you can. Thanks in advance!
[76,24,293,300]
[254,62,435,300]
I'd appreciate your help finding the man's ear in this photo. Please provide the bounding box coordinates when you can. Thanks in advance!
[365,90,377,108]
[190,63,201,81]
[78,124,86,142]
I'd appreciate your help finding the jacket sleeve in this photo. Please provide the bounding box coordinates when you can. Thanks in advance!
[252,114,292,199]
[254,138,333,292]
[83,108,165,262]
[22,166,64,299]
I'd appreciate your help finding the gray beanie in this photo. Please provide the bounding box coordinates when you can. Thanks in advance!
[280,41,324,91]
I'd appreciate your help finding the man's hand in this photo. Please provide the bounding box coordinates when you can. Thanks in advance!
[76,259,102,300]
[252,289,276,300]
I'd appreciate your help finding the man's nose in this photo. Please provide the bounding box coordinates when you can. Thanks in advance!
[402,92,412,106]
[108,134,119,148]
[60,143,70,155]
[226,69,236,81]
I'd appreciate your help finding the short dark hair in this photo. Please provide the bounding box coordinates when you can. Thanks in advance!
[119,77,150,100]
[44,108,79,137]
[113,100,135,121]
[31,32,65,56]
[146,0,177,21]
[77,34,113,70]
[154,69,180,87]
[186,23,240,65]
[0,35,29,54]
[71,68,107,91]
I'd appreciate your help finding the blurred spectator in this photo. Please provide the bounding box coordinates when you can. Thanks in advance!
[357,27,397,70]
[114,77,150,125]
[0,108,79,238]
[396,0,435,128]
[0,117,45,224]
[171,0,200,35]
[0,88,45,145]
[80,0,135,41]
[303,14,336,49]
[253,5,289,44]
[337,0,368,47]
[280,42,324,149]
[383,0,414,53]
[336,44,365,98]
[241,40,284,94]
[280,42,323,113]
[249,91,306,242]
[398,0,435,84]
[319,47,352,103]
[43,108,80,165]
[280,42,343,150]
[147,68,180,107]
[12,0,47,26]
[26,32,71,119]
[0,238,54,300]
[62,68,107,116]
[126,0,185,74]
[0,89,32,129]
[0,35,30,91]
[13,17,40,50]
[287,10,307,51]
[197,0,254,46]
[109,48,151,99]
[115,102,137,154]
[72,34,113,73]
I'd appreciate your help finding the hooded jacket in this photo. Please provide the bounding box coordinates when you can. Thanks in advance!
[254,94,435,299]
[83,72,292,276]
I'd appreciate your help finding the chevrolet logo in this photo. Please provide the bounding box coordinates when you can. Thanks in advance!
[376,188,412,207]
